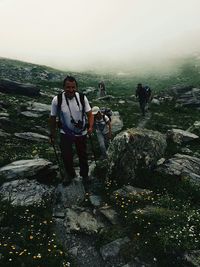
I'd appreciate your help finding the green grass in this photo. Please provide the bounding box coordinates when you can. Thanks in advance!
[0,199,74,267]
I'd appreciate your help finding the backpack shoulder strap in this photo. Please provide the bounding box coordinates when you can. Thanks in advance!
[56,92,63,128]
[79,92,85,111]
[79,92,85,121]
[57,92,63,113]
[102,114,107,123]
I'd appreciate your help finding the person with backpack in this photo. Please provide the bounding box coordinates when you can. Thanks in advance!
[92,106,112,159]
[49,76,94,186]
[135,83,148,116]
[144,85,152,111]
[144,85,151,101]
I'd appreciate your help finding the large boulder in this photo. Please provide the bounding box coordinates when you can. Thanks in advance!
[169,85,200,108]
[170,85,193,96]
[0,158,55,182]
[0,79,40,97]
[106,128,167,183]
[167,128,199,144]
[156,153,200,186]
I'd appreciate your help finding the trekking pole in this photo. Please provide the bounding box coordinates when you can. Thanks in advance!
[88,134,97,164]
[51,142,64,181]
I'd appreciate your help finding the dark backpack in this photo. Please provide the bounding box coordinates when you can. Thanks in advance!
[57,91,85,128]
[144,86,151,99]
[100,107,112,122]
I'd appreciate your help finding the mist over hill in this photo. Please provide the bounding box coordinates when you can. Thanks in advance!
[1,55,200,94]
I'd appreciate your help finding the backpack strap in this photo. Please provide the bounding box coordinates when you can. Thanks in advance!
[79,92,85,111]
[57,92,63,128]
[102,114,106,123]
[77,92,85,121]
[57,92,63,113]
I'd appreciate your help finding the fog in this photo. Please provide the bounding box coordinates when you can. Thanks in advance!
[1,0,200,73]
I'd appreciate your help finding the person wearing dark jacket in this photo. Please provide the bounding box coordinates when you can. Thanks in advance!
[135,83,147,116]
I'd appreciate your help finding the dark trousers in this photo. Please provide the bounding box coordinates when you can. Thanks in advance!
[139,100,146,116]
[60,133,89,180]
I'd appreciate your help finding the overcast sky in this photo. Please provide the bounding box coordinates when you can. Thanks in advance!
[1,0,200,71]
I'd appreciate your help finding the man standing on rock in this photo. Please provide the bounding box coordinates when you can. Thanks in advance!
[49,76,94,186]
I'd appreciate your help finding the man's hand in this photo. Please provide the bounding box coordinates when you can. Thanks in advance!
[49,134,56,144]
[87,127,93,135]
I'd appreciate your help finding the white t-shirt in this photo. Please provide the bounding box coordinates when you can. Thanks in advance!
[51,92,91,136]
[95,115,109,135]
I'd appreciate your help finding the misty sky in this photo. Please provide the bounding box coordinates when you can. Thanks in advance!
[1,0,200,71]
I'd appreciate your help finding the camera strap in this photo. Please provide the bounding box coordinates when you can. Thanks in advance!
[63,93,86,132]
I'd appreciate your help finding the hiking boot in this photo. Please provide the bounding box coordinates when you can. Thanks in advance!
[62,178,72,187]
[62,174,74,187]
[82,176,91,186]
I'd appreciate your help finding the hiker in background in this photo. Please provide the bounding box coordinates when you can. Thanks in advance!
[49,76,94,186]
[144,85,152,111]
[92,106,112,159]
[135,83,147,116]
[98,81,106,97]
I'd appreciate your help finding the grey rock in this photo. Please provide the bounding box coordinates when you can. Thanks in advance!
[99,206,120,225]
[0,158,53,181]
[89,195,103,207]
[111,112,124,133]
[83,87,96,95]
[64,207,107,234]
[170,85,200,108]
[187,121,200,135]
[122,258,153,267]
[111,186,152,201]
[100,237,130,260]
[151,98,160,105]
[14,132,49,142]
[68,246,79,257]
[167,128,199,144]
[27,101,51,112]
[0,112,9,117]
[184,250,200,267]
[55,179,85,208]
[156,153,200,186]
[97,95,115,101]
[0,79,40,97]
[20,111,43,118]
[0,179,54,206]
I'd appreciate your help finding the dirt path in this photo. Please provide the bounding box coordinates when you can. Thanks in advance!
[137,111,151,128]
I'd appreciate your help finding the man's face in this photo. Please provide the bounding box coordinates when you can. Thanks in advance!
[64,80,77,98]
[95,111,101,119]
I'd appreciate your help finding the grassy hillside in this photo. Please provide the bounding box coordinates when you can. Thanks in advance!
[0,57,200,267]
